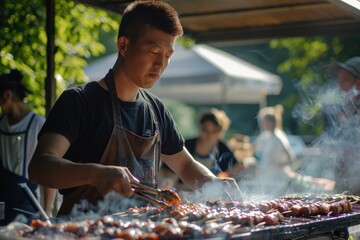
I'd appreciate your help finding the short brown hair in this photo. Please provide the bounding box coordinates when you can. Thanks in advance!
[199,108,231,133]
[118,1,183,41]
[257,104,284,130]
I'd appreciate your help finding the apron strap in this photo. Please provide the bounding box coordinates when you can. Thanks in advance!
[22,112,36,177]
[139,90,161,144]
[104,70,123,128]
[139,90,162,184]
[103,69,162,186]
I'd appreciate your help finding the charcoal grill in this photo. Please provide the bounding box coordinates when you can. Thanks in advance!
[232,209,360,239]
[2,201,360,239]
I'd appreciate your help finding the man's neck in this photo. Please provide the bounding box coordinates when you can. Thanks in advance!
[7,103,31,126]
[112,61,139,102]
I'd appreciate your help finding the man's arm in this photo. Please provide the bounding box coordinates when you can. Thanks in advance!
[162,147,243,200]
[161,148,216,190]
[28,132,138,197]
[42,187,57,217]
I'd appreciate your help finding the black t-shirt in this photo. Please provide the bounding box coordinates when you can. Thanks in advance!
[39,81,184,167]
[185,137,237,173]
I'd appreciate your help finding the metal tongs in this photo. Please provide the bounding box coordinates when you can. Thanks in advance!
[131,182,182,208]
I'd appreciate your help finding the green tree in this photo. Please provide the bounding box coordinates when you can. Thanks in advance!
[163,99,198,139]
[0,0,119,115]
[270,35,360,134]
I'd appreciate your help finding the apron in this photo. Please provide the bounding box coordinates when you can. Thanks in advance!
[58,71,161,216]
[0,113,38,225]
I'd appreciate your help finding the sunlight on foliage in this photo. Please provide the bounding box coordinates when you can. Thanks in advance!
[270,35,360,134]
[163,100,198,139]
[0,0,119,115]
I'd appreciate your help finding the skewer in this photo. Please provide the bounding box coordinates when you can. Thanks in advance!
[18,183,52,225]
[256,221,266,226]
[224,189,233,201]
[13,208,41,218]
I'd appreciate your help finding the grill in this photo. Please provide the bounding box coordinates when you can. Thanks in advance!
[235,209,360,239]
[1,196,360,239]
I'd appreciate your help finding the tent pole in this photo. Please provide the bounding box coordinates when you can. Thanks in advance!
[45,0,56,116]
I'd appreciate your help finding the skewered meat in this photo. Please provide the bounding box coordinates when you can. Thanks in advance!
[9,194,357,239]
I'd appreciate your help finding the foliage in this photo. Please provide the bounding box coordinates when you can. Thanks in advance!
[163,99,198,139]
[270,35,360,134]
[0,0,119,116]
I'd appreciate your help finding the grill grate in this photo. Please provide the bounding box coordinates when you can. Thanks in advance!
[2,200,360,239]
[232,210,360,239]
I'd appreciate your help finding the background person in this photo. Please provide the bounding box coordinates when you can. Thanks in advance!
[227,133,257,181]
[251,105,296,196]
[324,56,360,195]
[253,105,296,168]
[250,105,334,196]
[325,56,360,130]
[28,1,242,217]
[185,108,238,176]
[0,69,56,225]
[160,108,243,190]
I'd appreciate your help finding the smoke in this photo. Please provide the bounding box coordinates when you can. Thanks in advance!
[231,76,360,199]
[292,80,342,126]
[291,76,360,196]
[180,180,240,203]
[67,192,147,221]
[235,169,291,201]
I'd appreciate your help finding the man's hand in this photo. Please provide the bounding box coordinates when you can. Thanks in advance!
[212,177,244,201]
[311,177,335,192]
[90,165,139,197]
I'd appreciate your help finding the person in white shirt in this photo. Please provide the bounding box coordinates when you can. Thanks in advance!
[0,69,56,225]
[252,105,296,195]
[252,105,335,196]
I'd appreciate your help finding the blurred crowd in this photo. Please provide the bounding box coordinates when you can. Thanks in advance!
[159,56,360,199]
[1,55,359,223]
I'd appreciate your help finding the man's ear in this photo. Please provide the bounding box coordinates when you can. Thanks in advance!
[2,90,13,102]
[117,37,128,57]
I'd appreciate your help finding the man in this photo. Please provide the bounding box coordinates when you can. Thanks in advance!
[329,56,360,94]
[326,56,360,195]
[0,70,56,225]
[322,57,360,129]
[331,56,360,112]
[29,1,242,216]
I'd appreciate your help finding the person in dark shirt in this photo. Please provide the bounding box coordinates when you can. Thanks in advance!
[160,108,241,190]
[28,1,242,216]
[185,108,237,176]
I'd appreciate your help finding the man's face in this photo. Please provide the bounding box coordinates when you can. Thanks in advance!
[120,27,176,89]
[200,121,222,145]
[336,69,356,92]
[354,77,360,91]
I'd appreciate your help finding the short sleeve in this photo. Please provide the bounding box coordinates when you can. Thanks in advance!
[39,88,88,144]
[160,105,185,155]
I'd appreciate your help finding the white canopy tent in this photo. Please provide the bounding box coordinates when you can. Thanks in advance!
[85,44,282,106]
